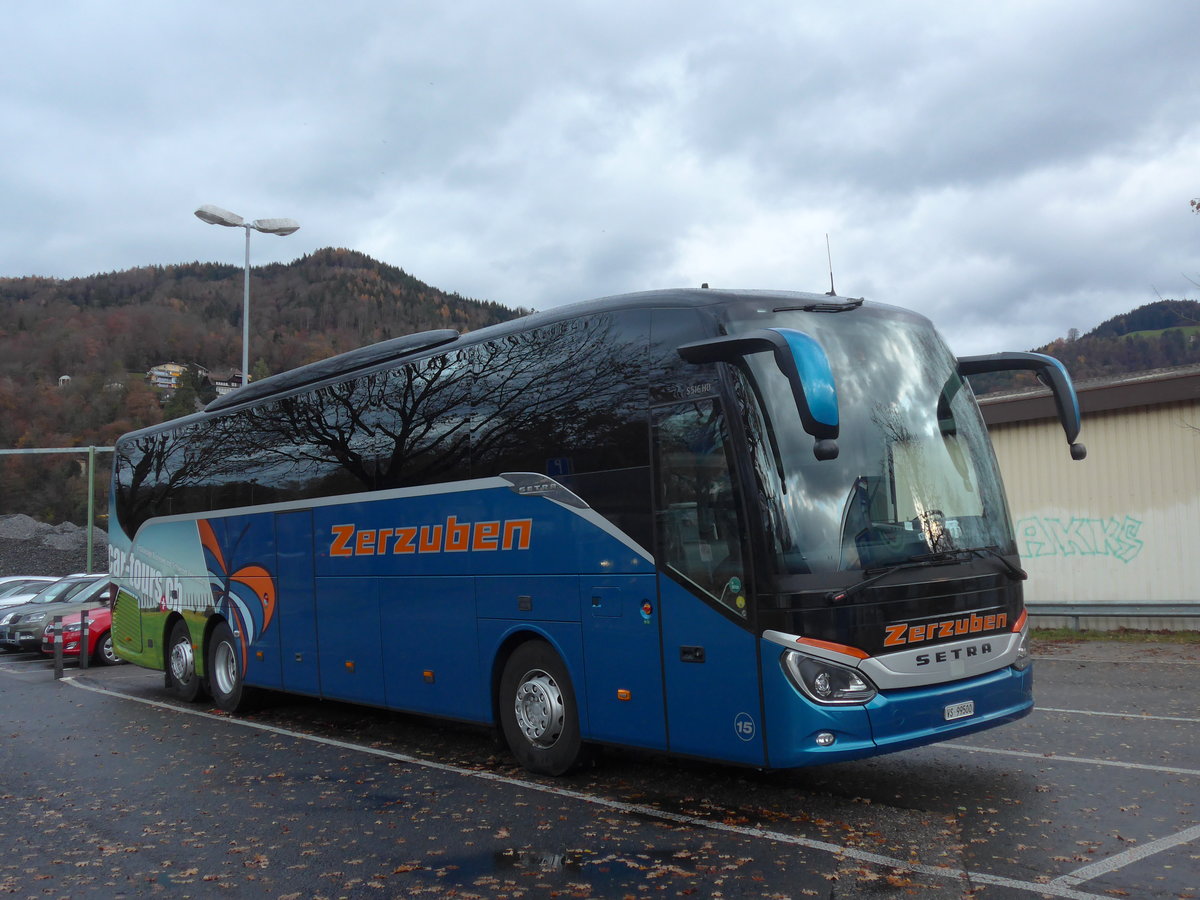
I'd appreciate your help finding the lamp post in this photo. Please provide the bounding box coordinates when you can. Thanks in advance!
[194,204,300,386]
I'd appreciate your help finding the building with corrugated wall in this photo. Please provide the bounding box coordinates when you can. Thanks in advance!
[978,365,1200,630]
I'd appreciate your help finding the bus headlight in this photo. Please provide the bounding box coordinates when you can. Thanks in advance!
[1012,631,1032,671]
[782,651,877,705]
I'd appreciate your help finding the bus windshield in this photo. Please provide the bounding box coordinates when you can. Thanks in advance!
[728,303,1014,578]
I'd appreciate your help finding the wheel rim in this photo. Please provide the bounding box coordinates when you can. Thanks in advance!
[100,635,117,664]
[169,633,194,682]
[513,668,565,748]
[213,639,238,696]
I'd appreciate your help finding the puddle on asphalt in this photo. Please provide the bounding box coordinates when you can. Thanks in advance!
[493,847,587,872]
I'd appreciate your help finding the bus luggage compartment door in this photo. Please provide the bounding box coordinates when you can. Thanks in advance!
[276,510,321,697]
[580,575,666,750]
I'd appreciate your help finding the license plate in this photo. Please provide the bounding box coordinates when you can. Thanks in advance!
[944,700,975,721]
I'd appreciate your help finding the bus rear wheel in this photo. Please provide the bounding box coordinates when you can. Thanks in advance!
[208,621,255,713]
[165,619,206,702]
[498,641,586,776]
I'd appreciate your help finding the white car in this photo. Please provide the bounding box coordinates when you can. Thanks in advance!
[0,577,58,609]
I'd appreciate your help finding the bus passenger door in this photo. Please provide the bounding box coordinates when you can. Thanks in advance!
[276,509,320,696]
[653,399,766,766]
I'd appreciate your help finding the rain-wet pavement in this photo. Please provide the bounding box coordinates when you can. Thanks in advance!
[0,638,1195,898]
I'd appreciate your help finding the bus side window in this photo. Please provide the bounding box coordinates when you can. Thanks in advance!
[653,400,747,616]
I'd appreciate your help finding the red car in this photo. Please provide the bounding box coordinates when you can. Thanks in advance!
[40,604,122,666]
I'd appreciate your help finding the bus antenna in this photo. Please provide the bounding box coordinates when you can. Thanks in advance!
[825,234,836,296]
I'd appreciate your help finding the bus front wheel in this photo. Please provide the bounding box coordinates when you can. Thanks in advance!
[166,619,206,702]
[499,641,586,776]
[208,621,254,713]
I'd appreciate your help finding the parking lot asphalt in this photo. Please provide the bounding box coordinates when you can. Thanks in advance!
[0,639,1196,899]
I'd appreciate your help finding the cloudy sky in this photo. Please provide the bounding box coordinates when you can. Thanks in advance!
[1,1,1197,355]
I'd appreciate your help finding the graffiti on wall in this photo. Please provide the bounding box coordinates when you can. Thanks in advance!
[1016,515,1144,564]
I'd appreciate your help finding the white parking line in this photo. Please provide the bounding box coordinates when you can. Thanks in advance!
[65,676,1114,900]
[945,743,1200,777]
[1037,705,1200,724]
[1050,823,1200,890]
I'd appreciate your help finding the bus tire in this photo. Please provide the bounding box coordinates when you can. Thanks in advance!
[165,619,206,702]
[208,620,255,713]
[498,641,586,776]
[91,630,121,666]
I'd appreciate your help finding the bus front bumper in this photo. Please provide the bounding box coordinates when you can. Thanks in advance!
[865,664,1033,756]
[764,664,1033,768]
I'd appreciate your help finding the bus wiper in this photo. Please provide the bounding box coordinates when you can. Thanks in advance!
[827,546,1026,604]
[913,546,1028,582]
[773,298,864,313]
[826,554,958,603]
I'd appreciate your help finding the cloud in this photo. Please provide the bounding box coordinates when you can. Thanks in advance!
[0,0,1196,360]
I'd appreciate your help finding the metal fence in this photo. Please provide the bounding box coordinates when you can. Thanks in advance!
[1027,602,1200,632]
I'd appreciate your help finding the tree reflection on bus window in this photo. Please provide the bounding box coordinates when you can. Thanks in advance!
[653,399,747,617]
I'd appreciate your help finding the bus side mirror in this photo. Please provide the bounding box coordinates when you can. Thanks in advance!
[678,328,840,460]
[958,351,1087,460]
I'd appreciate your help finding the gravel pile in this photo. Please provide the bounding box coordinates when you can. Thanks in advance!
[0,515,109,577]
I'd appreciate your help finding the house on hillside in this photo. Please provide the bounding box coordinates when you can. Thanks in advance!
[146,362,188,391]
[147,362,213,400]
[207,369,246,396]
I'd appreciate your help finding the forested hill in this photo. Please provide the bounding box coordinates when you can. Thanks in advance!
[1086,299,1200,339]
[0,248,525,522]
[971,299,1200,394]
[0,247,525,383]
[1,251,1196,523]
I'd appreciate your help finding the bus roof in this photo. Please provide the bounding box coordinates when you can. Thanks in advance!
[204,328,461,413]
[124,287,863,441]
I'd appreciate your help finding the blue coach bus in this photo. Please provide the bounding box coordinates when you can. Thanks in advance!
[109,288,1085,775]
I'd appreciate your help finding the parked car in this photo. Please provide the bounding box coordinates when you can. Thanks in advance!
[0,575,111,652]
[39,603,121,666]
[0,576,58,608]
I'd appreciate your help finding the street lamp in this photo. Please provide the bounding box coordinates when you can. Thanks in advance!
[194,204,300,386]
